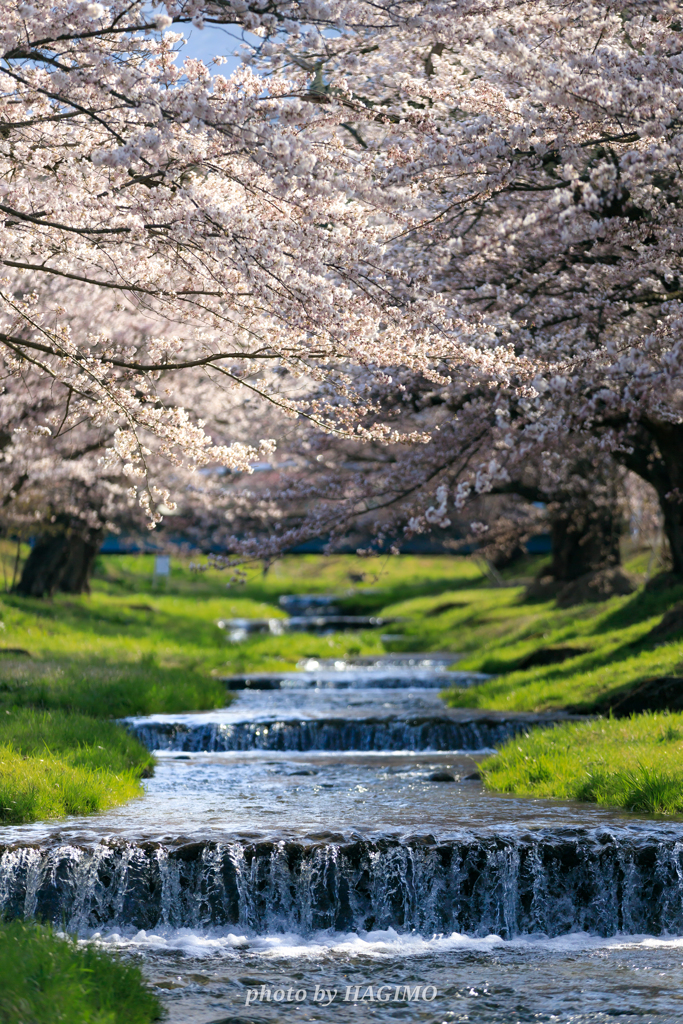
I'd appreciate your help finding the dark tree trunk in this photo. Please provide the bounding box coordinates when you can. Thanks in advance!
[15,515,102,598]
[58,530,102,593]
[549,502,621,582]
[660,495,683,575]
[499,476,622,582]
[620,422,683,575]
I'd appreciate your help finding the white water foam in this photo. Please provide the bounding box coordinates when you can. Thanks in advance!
[88,925,683,961]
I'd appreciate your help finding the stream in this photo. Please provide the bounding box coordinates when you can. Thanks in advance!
[2,655,683,1022]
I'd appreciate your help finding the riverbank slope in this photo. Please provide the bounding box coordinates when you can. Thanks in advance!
[2,547,682,817]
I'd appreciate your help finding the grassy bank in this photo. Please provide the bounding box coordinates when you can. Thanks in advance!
[0,548,246,825]
[364,555,683,715]
[480,713,683,815]
[0,920,162,1023]
[349,549,683,814]
[440,580,683,713]
[1,547,683,821]
[0,550,483,822]
[0,709,153,824]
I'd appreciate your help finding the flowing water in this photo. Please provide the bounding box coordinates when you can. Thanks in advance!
[2,655,683,1022]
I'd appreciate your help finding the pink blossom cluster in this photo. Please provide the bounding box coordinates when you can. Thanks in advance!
[1,1,682,566]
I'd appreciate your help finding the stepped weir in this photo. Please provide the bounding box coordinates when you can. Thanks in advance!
[3,651,682,1022]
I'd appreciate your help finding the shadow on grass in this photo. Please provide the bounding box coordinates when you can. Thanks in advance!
[473,629,621,675]
[586,585,683,635]
[464,636,677,712]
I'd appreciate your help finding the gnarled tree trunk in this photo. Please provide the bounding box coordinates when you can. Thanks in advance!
[15,515,102,597]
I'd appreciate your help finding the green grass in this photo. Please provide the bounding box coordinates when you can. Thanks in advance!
[0,550,481,825]
[0,709,153,824]
[481,713,683,815]
[1,546,680,723]
[0,550,482,698]
[400,568,683,714]
[2,545,683,820]
[0,746,143,826]
[0,919,162,1023]
[0,579,232,719]
[0,655,227,719]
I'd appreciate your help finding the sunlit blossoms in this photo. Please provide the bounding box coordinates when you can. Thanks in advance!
[230,0,683,567]
[2,1,683,574]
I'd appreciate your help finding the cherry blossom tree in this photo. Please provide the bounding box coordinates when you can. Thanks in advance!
[233,0,683,574]
[0,0,442,587]
[0,0,441,508]
[3,0,683,587]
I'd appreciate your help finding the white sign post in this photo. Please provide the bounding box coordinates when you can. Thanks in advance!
[153,555,170,581]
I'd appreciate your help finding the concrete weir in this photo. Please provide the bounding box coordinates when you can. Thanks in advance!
[2,827,683,939]
[127,708,581,753]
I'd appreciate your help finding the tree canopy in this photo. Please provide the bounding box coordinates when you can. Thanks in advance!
[2,1,682,570]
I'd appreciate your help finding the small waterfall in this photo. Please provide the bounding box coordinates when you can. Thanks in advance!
[220,669,490,690]
[3,831,683,938]
[127,715,534,752]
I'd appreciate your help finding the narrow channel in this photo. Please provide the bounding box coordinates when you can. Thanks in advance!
[2,655,682,1023]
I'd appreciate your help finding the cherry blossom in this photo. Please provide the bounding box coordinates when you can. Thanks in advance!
[2,1,683,577]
